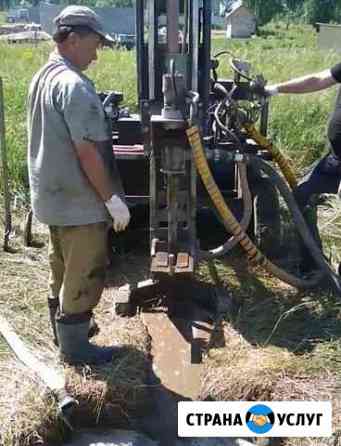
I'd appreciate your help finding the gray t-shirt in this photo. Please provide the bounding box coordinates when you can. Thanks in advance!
[27,52,112,226]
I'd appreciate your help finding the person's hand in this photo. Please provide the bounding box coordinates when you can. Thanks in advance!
[105,194,130,232]
[249,81,279,97]
[263,85,279,97]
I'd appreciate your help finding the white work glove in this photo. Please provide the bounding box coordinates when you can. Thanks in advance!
[264,85,279,97]
[105,194,130,232]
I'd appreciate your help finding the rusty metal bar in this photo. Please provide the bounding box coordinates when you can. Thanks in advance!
[0,78,12,252]
[167,173,178,258]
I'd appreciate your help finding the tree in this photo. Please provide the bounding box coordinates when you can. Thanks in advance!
[281,0,305,28]
[0,0,10,10]
[284,0,305,11]
[304,0,335,24]
[107,0,133,6]
[243,0,283,25]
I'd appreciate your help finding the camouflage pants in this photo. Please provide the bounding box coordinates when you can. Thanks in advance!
[48,222,107,315]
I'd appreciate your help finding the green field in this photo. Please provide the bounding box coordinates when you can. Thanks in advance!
[0,22,340,193]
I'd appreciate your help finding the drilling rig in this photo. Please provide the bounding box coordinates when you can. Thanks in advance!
[106,0,340,307]
[110,0,273,302]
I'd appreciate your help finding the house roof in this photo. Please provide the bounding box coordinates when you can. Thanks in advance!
[225,1,254,19]
[0,30,51,42]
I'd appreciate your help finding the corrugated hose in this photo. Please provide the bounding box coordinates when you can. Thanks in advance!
[187,125,341,294]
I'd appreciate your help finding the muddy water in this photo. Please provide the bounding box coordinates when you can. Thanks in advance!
[132,294,256,446]
[67,288,256,446]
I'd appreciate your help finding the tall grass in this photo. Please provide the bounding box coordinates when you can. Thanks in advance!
[0,22,339,193]
[0,43,137,194]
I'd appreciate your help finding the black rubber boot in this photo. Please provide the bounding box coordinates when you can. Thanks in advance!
[56,312,114,365]
[49,298,100,347]
[47,297,59,346]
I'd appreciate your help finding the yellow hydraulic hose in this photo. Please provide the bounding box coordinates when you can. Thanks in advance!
[186,125,321,290]
[199,160,253,259]
[243,123,298,189]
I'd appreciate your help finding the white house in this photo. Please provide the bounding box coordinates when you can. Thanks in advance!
[315,22,341,54]
[225,1,256,38]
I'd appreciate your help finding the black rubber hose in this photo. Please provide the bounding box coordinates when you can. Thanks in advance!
[187,126,325,291]
[199,160,253,260]
[252,156,341,295]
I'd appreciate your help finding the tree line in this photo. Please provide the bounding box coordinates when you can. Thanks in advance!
[237,0,341,26]
[1,0,341,27]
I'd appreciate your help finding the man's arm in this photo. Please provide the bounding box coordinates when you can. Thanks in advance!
[60,79,130,231]
[267,69,337,95]
[74,139,130,232]
[74,139,113,201]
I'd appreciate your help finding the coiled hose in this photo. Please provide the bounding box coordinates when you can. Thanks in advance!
[243,122,298,189]
[187,125,341,294]
[199,160,253,259]
[252,156,341,294]
[242,123,341,291]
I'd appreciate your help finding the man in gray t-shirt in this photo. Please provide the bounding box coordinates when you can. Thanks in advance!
[27,5,130,365]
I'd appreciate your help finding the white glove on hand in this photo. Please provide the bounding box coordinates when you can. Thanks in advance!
[105,194,130,232]
[264,85,279,97]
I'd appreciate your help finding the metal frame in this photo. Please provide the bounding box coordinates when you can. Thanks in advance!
[148,0,156,101]
[136,0,146,103]
[190,0,199,92]
[202,0,212,121]
[133,0,212,278]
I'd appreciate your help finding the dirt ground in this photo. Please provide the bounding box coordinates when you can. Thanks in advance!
[0,208,341,445]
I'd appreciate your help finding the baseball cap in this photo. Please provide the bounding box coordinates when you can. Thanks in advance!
[54,5,114,47]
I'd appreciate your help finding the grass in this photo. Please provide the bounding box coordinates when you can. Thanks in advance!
[0,22,339,192]
[0,42,137,194]
[2,212,340,445]
[197,255,341,445]
[0,212,152,445]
